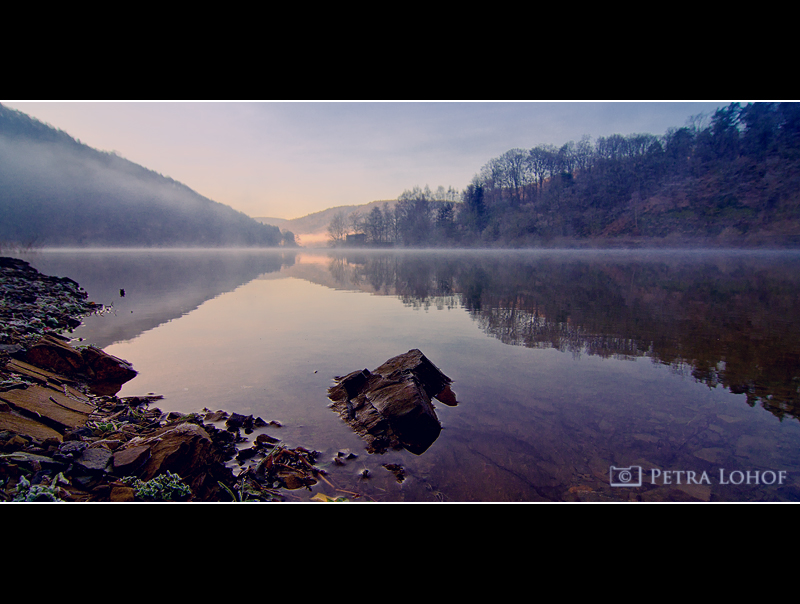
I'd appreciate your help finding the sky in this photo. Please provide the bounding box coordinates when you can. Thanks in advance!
[2,101,731,220]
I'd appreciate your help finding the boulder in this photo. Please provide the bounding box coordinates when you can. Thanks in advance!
[113,422,231,501]
[19,335,137,396]
[80,346,138,395]
[111,444,151,476]
[328,349,458,455]
[24,335,85,375]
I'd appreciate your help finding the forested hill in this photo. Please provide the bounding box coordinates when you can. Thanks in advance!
[331,103,800,248]
[0,104,284,248]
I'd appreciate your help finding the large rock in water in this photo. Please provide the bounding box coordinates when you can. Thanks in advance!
[327,349,458,455]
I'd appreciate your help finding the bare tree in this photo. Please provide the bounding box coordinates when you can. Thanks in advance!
[349,210,364,235]
[529,144,557,189]
[327,212,348,247]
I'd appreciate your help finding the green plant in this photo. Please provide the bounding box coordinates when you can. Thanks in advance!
[123,472,192,502]
[218,480,250,502]
[310,493,349,502]
[12,473,66,502]
[88,419,128,434]
[217,478,282,502]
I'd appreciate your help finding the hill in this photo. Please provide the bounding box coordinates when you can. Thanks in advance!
[304,103,800,249]
[0,104,284,248]
[255,199,397,247]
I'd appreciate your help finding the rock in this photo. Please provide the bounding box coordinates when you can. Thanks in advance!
[383,463,406,483]
[2,451,66,472]
[276,468,313,490]
[109,485,136,502]
[24,334,85,375]
[111,444,151,476]
[75,447,114,474]
[226,412,256,432]
[63,427,94,441]
[0,384,93,433]
[123,423,215,479]
[0,344,24,355]
[54,440,88,461]
[203,410,228,422]
[115,422,231,501]
[236,446,258,462]
[328,349,458,455]
[15,336,137,396]
[226,412,248,429]
[255,433,280,446]
[79,346,137,396]
[0,411,63,443]
[4,358,81,390]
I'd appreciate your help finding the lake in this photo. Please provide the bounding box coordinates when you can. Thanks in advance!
[18,248,800,502]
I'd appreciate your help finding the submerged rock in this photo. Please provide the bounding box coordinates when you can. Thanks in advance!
[328,349,458,455]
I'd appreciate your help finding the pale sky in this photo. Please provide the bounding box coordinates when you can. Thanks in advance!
[2,101,730,220]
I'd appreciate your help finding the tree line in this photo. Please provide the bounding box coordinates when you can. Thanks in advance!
[327,186,463,247]
[329,102,800,247]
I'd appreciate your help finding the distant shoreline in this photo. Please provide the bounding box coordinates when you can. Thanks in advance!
[9,240,800,253]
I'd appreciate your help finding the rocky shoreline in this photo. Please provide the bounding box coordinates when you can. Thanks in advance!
[0,257,327,502]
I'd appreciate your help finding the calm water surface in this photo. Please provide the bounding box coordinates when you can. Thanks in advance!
[20,248,800,502]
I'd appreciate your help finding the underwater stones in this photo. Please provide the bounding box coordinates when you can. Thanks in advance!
[328,349,458,455]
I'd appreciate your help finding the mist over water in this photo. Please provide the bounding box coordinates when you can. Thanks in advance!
[19,247,800,501]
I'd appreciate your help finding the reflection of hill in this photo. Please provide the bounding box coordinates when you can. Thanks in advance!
[306,250,800,423]
[22,250,296,348]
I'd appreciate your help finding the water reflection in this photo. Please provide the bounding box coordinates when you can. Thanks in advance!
[22,249,297,348]
[18,248,800,501]
[30,248,800,426]
[300,250,800,424]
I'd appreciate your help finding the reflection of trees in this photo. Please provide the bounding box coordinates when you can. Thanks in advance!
[322,250,800,422]
[465,253,800,423]
[475,306,644,360]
